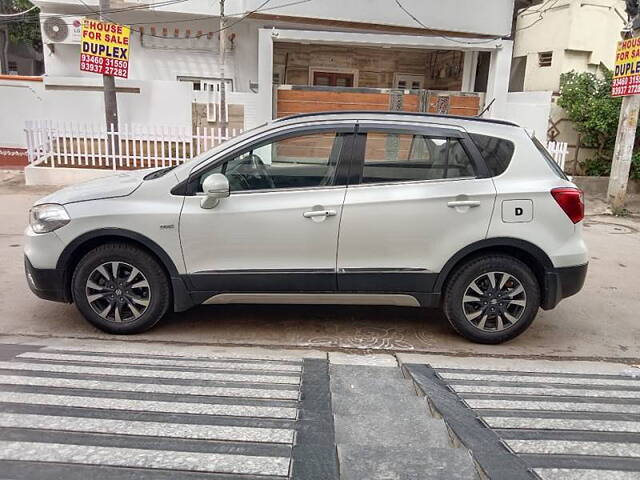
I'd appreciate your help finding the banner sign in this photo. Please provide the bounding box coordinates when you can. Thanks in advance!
[80,19,130,78]
[612,36,640,97]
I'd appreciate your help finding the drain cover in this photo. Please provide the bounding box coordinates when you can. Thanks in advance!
[584,221,636,234]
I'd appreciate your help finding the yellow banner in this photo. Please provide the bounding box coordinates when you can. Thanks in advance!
[80,19,130,61]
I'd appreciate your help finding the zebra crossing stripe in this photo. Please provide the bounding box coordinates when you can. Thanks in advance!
[0,374,299,399]
[0,391,297,419]
[465,399,640,415]
[505,439,640,458]
[451,384,640,399]
[0,361,300,384]
[534,468,640,480]
[484,416,640,433]
[0,440,290,476]
[0,413,294,443]
[440,372,640,388]
[19,351,302,372]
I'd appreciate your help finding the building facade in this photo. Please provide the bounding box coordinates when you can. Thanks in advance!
[2,0,553,162]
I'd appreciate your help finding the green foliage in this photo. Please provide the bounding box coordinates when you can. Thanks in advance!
[2,1,41,50]
[557,70,622,161]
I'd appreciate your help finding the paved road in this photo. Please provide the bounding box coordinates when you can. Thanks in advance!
[2,172,640,359]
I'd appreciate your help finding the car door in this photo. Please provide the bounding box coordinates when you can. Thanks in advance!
[179,125,354,294]
[337,122,496,294]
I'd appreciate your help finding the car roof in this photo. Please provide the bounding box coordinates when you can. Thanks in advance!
[273,110,520,129]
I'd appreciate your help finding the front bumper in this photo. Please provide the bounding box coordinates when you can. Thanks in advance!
[24,256,69,303]
[541,263,588,310]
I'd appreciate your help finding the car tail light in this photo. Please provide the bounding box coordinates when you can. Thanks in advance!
[551,187,584,224]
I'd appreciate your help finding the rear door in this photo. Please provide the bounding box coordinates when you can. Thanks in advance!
[337,122,496,294]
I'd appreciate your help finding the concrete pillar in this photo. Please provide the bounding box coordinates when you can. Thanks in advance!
[461,51,479,92]
[257,28,274,124]
[485,39,513,119]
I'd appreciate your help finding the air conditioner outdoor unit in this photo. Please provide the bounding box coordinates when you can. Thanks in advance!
[41,15,83,44]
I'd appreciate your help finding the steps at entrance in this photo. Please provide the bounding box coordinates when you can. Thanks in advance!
[330,365,479,480]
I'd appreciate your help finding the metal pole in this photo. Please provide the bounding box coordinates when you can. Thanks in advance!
[100,0,119,155]
[219,0,227,135]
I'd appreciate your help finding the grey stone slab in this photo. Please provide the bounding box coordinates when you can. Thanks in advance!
[337,445,477,480]
[19,351,302,372]
[484,416,640,433]
[0,413,294,443]
[332,392,428,416]
[0,361,300,385]
[0,391,297,419]
[334,413,451,448]
[0,374,300,399]
[506,439,640,457]
[466,399,640,414]
[534,469,640,480]
[440,372,640,388]
[0,440,290,476]
[452,384,640,399]
[330,365,412,395]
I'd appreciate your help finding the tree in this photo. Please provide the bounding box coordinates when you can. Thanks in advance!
[0,1,42,74]
[557,69,640,179]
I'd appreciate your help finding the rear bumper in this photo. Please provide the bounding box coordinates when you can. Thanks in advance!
[541,263,588,310]
[24,256,69,303]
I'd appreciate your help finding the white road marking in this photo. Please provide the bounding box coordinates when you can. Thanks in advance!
[506,439,640,458]
[0,374,299,399]
[440,372,640,388]
[484,416,640,433]
[19,351,302,372]
[0,391,297,419]
[0,361,299,385]
[0,413,294,444]
[0,440,290,476]
[465,398,640,414]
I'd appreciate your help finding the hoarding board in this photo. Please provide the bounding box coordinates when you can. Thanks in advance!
[80,19,130,78]
[612,37,640,97]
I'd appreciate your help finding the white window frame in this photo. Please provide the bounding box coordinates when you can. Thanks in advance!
[393,73,425,90]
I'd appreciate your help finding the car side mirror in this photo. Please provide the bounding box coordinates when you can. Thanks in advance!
[200,173,230,209]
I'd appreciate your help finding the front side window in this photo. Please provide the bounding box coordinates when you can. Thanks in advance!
[360,131,475,184]
[198,131,346,192]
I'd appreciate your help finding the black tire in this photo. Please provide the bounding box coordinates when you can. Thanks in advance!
[443,255,540,344]
[71,242,171,334]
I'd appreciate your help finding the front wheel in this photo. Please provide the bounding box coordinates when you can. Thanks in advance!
[71,243,170,334]
[443,255,540,344]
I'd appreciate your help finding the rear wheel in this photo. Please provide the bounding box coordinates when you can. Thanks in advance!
[71,243,170,334]
[443,255,540,344]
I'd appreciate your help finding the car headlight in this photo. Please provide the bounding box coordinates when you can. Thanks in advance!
[29,203,71,234]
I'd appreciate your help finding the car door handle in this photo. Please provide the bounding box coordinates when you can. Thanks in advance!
[303,209,337,218]
[447,200,481,208]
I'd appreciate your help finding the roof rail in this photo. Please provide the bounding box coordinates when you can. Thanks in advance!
[273,110,520,128]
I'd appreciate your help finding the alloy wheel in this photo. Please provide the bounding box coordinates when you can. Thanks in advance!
[461,271,526,332]
[85,261,151,323]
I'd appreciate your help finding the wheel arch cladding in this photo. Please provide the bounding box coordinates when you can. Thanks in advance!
[57,229,192,312]
[436,238,553,299]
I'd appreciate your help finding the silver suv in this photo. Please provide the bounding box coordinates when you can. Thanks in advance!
[24,112,587,343]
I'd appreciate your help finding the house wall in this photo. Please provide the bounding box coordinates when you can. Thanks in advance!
[273,43,464,91]
[513,0,625,92]
[34,0,516,37]
[0,77,194,148]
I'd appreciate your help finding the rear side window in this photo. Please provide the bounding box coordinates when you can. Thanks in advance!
[361,132,475,184]
[469,133,515,177]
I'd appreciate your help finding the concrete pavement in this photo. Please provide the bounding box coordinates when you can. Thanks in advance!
[1,336,639,479]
